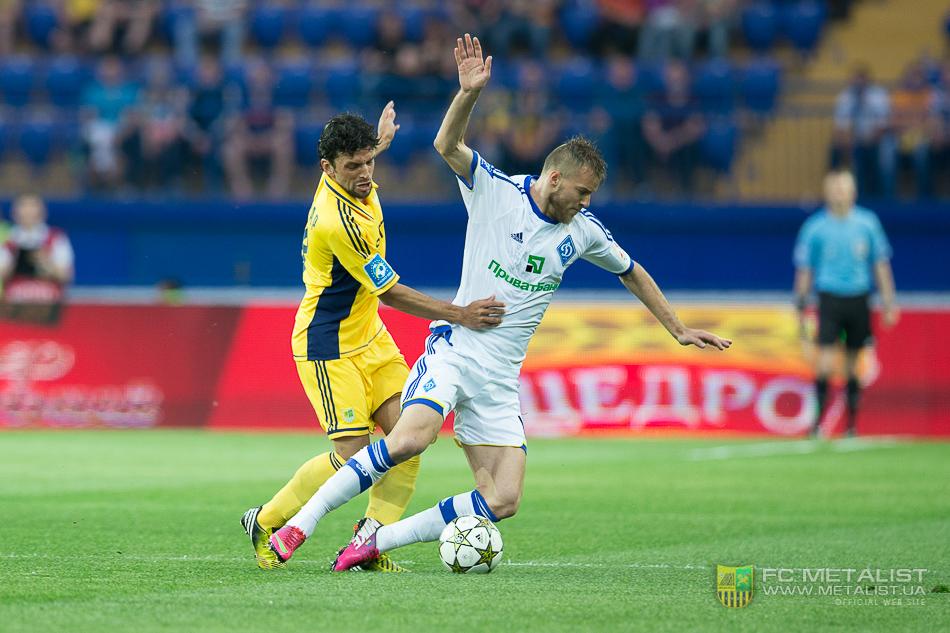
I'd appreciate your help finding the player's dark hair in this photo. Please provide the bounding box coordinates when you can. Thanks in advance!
[541,136,607,184]
[318,113,379,165]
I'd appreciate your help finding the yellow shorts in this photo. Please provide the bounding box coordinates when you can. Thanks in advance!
[296,330,409,439]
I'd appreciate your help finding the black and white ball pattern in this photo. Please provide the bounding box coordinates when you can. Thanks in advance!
[438,515,504,574]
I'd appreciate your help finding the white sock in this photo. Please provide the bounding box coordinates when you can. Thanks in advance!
[287,440,395,537]
[376,489,497,553]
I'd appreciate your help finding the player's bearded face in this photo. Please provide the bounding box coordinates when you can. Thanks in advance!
[549,167,599,222]
[327,148,376,199]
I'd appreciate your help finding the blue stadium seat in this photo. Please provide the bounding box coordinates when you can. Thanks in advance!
[298,5,334,48]
[781,1,825,53]
[0,57,37,108]
[338,5,381,49]
[701,119,738,172]
[411,120,441,155]
[273,60,314,109]
[45,57,88,108]
[560,3,599,49]
[323,62,360,110]
[382,119,415,165]
[693,58,735,114]
[636,62,666,98]
[159,2,194,44]
[397,5,425,43]
[0,117,8,160]
[294,119,322,166]
[19,116,56,168]
[555,59,598,113]
[250,5,288,50]
[740,58,781,113]
[741,3,778,53]
[24,3,59,49]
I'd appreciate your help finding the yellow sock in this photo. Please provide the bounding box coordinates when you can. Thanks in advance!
[364,454,421,525]
[257,451,345,530]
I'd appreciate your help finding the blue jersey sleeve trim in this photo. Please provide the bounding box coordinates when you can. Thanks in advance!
[456,150,479,190]
[619,259,635,276]
[523,176,558,224]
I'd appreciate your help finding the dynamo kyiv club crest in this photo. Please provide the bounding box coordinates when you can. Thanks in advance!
[557,235,576,265]
[717,564,754,608]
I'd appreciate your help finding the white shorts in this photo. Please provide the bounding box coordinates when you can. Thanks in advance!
[400,325,526,449]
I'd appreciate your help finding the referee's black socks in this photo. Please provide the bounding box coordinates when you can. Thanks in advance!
[813,377,829,434]
[846,377,861,435]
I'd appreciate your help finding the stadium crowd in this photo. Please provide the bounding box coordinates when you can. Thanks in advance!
[0,1,947,199]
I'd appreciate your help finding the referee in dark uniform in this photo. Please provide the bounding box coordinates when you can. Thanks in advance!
[794,170,898,437]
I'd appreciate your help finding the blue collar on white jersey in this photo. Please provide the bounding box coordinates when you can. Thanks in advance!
[523,176,558,224]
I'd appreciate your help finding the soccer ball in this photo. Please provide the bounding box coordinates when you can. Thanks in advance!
[438,515,504,574]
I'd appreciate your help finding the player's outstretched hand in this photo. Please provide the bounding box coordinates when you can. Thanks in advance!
[376,100,400,153]
[455,33,492,93]
[460,295,505,329]
[676,328,732,350]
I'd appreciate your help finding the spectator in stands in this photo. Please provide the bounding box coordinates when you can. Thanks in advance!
[595,54,647,189]
[498,62,561,175]
[52,0,100,53]
[639,0,697,62]
[494,0,556,58]
[184,56,233,193]
[697,0,736,58]
[222,62,293,199]
[80,56,140,192]
[830,66,891,197]
[930,64,950,197]
[123,60,187,193]
[593,0,644,56]
[0,0,19,56]
[174,0,246,68]
[886,61,934,197]
[86,0,158,55]
[0,195,74,324]
[642,60,706,193]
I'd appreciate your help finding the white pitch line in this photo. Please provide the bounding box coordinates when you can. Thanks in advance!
[828,438,899,453]
[687,440,818,461]
[687,438,902,461]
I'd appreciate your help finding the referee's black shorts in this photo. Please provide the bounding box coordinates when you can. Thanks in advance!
[817,292,873,349]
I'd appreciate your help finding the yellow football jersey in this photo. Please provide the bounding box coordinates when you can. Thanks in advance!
[292,173,400,361]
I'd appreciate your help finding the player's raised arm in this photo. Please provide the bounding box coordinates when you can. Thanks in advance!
[433,33,492,181]
[374,100,400,157]
[620,263,732,351]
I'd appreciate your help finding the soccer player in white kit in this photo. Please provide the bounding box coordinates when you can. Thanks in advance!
[268,34,732,570]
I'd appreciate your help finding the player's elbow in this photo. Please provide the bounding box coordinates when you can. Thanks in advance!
[433,136,454,157]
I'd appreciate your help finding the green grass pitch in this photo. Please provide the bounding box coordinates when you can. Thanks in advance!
[1,430,948,632]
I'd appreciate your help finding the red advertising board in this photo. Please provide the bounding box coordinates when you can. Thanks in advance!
[2,302,948,436]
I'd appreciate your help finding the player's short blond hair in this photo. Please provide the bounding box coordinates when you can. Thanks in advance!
[541,136,607,184]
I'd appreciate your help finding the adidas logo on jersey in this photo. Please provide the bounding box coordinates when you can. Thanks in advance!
[510,232,523,243]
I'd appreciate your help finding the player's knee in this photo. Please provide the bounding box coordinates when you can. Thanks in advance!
[332,435,370,460]
[386,432,429,463]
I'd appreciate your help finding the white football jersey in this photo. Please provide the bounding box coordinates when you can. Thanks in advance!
[436,150,634,368]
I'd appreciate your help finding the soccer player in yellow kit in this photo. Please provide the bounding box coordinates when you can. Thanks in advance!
[241,102,504,571]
